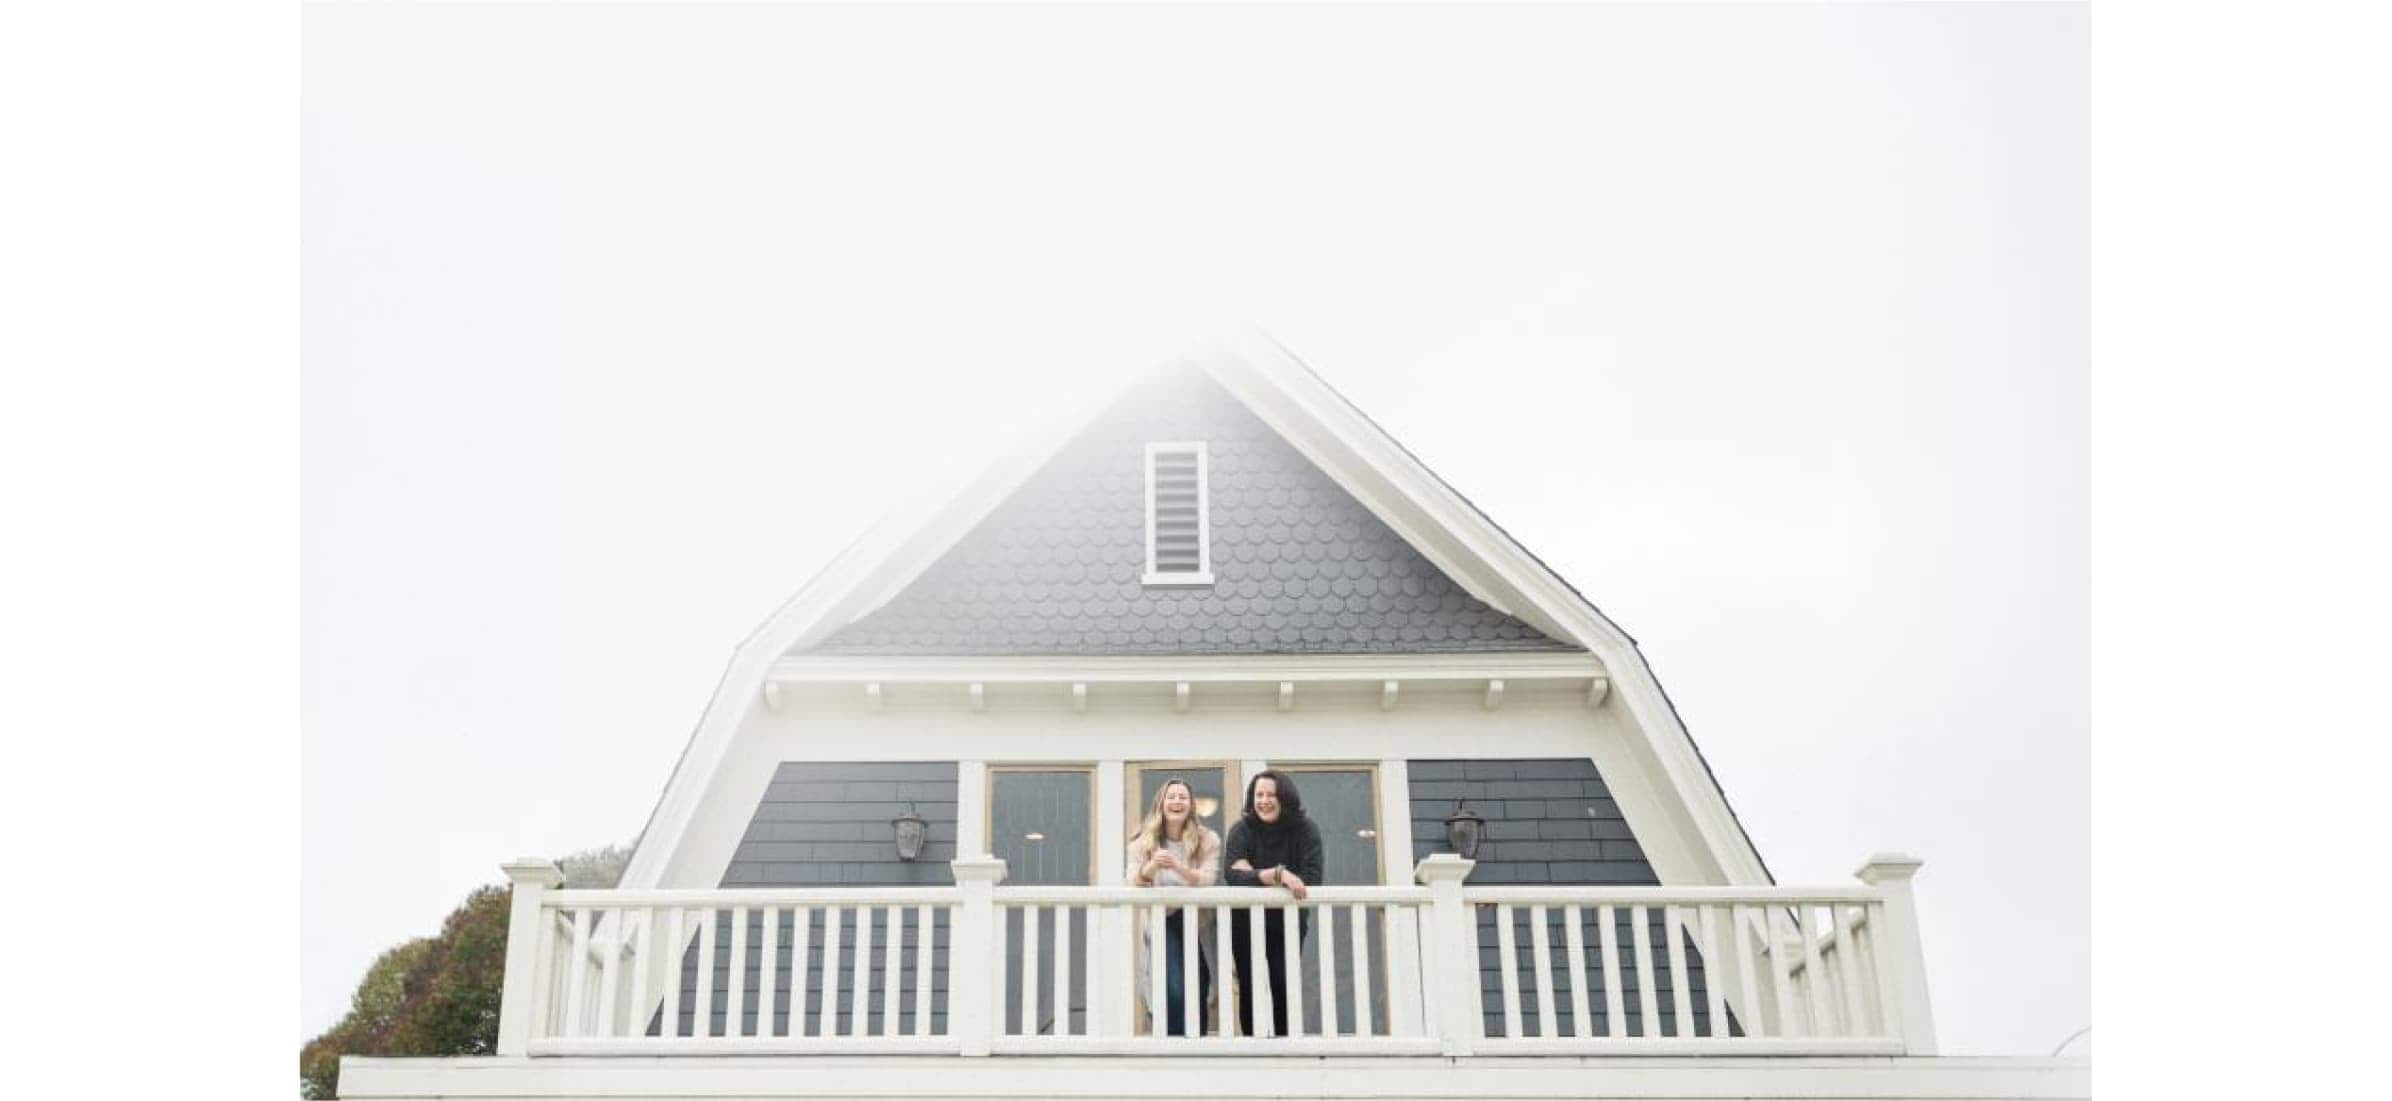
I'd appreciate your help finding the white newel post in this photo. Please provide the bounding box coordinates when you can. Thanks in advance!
[1415,854,1479,1056]
[497,859,567,1056]
[951,857,1008,1056]
[1857,853,1938,1055]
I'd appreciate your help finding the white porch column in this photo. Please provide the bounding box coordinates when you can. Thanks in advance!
[950,857,1008,1056]
[1414,854,1479,1056]
[497,859,566,1056]
[956,760,988,859]
[1094,760,1131,1036]
[1375,760,1415,880]
[1857,853,1938,1055]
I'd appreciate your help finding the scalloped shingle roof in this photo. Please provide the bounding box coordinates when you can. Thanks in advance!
[805,368,1577,656]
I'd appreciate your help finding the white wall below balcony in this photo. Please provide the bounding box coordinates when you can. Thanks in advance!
[340,1053,2090,1101]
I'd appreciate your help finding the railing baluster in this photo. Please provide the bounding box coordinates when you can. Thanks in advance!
[1529,904,1556,1038]
[1351,904,1374,1038]
[1083,904,1100,1039]
[852,904,874,1037]
[1179,903,1198,1039]
[884,905,904,1038]
[915,904,935,1037]
[1281,899,1305,1037]
[1495,904,1522,1038]
[1666,906,1693,1038]
[662,908,684,1038]
[1316,902,1339,1036]
[1732,904,1762,1037]
[1698,905,1727,1037]
[819,905,842,1039]
[628,907,650,1040]
[1801,903,1831,1037]
[1387,902,1421,1039]
[758,906,778,1038]
[1861,902,1892,1038]
[1145,904,1166,1035]
[1563,905,1592,1038]
[1630,905,1659,1037]
[1827,904,1865,1033]
[1214,903,1234,1036]
[1766,907,1798,1037]
[596,909,623,1038]
[987,905,1005,1039]
[1050,904,1072,1037]
[1597,904,1624,1038]
[725,907,747,1038]
[694,908,717,1038]
[1247,902,1273,1037]
[1019,905,1040,1038]
[565,909,592,1038]
[788,906,811,1037]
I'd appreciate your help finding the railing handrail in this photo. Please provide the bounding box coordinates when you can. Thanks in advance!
[994,885,1428,905]
[547,883,1877,908]
[547,886,963,907]
[1461,885,1887,905]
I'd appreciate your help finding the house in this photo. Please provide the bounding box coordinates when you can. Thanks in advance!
[341,334,2090,1100]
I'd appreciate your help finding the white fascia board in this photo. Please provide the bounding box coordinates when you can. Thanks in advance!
[1201,331,1774,886]
[767,652,1603,686]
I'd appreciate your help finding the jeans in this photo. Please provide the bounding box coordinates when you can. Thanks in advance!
[1228,908,1308,1038]
[1160,910,1213,1036]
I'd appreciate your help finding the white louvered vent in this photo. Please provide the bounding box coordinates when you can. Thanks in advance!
[1143,441,1213,586]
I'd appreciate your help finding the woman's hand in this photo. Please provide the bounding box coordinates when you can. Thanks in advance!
[1277,868,1309,900]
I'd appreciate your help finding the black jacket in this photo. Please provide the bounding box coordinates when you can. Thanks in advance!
[1222,814,1325,889]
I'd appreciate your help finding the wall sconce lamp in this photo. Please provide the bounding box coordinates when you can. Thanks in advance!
[1444,799,1486,860]
[892,802,928,862]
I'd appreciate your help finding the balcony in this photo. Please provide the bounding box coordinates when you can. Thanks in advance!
[492,853,1941,1059]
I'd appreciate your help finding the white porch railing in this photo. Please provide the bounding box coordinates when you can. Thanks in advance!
[495,853,1938,1058]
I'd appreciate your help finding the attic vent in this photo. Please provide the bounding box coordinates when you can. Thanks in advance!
[1143,441,1213,586]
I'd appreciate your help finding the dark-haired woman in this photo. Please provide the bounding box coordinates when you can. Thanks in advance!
[1222,768,1325,1038]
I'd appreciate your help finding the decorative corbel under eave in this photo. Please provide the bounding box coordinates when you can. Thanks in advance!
[1585,673,1611,708]
[1277,681,1296,712]
[762,681,783,712]
[1381,680,1400,711]
[864,682,884,711]
[1173,681,1192,713]
[1483,678,1505,710]
[968,682,986,712]
[1071,682,1088,713]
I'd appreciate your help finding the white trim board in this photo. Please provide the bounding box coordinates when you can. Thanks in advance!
[619,332,1771,894]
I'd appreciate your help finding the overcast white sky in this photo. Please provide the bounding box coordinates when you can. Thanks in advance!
[303,1,2086,1055]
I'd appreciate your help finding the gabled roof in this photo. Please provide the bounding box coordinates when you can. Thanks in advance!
[807,367,1577,656]
[618,331,1772,889]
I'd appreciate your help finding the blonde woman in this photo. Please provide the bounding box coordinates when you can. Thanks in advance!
[1126,778,1220,1035]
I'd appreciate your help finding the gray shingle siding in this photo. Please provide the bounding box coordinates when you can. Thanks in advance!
[1411,758,1739,1038]
[806,368,1577,656]
[658,762,959,1037]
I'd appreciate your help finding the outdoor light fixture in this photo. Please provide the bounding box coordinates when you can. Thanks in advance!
[1444,799,1486,860]
[892,802,928,862]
